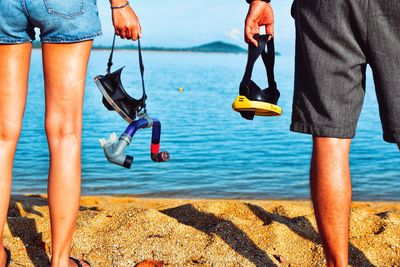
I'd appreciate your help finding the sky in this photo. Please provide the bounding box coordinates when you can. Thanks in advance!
[96,0,296,54]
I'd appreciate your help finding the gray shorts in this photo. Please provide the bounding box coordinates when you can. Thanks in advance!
[290,0,400,143]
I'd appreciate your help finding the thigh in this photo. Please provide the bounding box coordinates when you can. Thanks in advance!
[42,41,92,130]
[0,43,31,137]
[368,0,400,144]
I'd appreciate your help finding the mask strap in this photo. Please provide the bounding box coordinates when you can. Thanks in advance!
[261,37,277,89]
[137,39,147,108]
[106,34,117,74]
[106,34,147,110]
[242,34,266,82]
[242,34,276,89]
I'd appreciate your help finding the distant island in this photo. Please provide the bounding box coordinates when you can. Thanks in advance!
[93,41,247,54]
[32,41,281,55]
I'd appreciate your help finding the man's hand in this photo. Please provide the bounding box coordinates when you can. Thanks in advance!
[245,1,274,46]
[110,0,142,40]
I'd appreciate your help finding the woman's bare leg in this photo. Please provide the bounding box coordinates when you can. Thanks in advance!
[0,43,31,267]
[42,41,92,267]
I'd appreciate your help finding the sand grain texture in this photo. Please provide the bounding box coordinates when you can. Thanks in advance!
[3,196,400,267]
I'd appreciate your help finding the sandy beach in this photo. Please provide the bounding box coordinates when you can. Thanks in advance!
[3,195,400,266]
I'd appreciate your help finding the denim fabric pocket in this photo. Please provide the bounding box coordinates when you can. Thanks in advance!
[43,0,85,19]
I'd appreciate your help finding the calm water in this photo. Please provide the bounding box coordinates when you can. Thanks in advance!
[12,49,400,200]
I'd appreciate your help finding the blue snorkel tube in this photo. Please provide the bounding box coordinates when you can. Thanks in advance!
[99,115,170,169]
[95,35,170,169]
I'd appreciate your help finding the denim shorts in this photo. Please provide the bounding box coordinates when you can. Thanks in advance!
[290,0,400,144]
[0,0,102,43]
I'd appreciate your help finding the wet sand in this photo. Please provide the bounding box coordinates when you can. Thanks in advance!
[4,195,400,266]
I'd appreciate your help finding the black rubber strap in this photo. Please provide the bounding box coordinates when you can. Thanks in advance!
[106,34,147,108]
[106,34,116,74]
[242,34,276,88]
[137,38,147,105]
[262,36,276,88]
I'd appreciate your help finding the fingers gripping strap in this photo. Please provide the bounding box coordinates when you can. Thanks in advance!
[242,35,276,88]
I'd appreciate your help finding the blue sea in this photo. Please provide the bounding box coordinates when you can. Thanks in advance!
[12,49,400,200]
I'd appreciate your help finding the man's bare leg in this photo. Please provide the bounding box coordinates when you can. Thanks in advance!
[310,136,352,267]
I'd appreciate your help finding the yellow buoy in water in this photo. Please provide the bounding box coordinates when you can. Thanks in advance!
[178,87,184,93]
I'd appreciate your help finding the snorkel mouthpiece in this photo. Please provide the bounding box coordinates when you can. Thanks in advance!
[99,132,134,169]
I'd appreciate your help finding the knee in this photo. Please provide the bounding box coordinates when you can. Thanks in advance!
[312,136,352,154]
[0,121,22,143]
[45,118,81,144]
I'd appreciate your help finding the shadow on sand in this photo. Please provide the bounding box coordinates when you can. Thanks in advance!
[7,195,51,266]
[246,203,376,267]
[162,203,278,267]
[6,195,98,267]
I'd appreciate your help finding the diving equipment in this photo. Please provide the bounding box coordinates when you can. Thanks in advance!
[94,35,169,168]
[94,35,146,123]
[99,114,170,169]
[232,34,282,120]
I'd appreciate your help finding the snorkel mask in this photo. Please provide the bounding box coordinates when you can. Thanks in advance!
[95,35,147,123]
[94,35,169,168]
[232,34,282,120]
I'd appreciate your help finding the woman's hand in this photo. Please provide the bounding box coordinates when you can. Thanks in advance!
[110,0,142,40]
[245,1,274,46]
